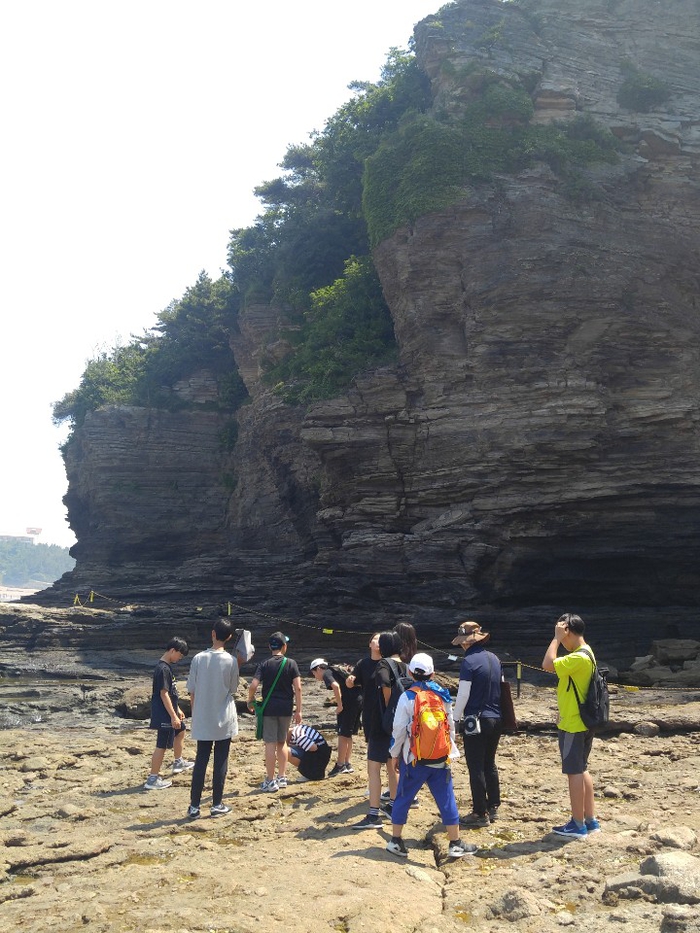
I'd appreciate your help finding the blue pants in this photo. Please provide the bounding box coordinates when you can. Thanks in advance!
[392,758,459,827]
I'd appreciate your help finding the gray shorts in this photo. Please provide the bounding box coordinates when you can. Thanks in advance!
[262,715,292,744]
[558,729,593,775]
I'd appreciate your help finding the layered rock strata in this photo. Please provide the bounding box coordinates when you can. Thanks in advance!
[36,0,700,659]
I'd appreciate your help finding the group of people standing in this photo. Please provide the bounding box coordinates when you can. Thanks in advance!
[144,612,600,850]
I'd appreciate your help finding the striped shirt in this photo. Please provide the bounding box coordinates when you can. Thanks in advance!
[290,724,326,752]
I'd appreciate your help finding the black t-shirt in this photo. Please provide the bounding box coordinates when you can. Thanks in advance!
[322,666,361,709]
[149,660,179,729]
[372,657,408,737]
[254,655,301,716]
[352,655,381,734]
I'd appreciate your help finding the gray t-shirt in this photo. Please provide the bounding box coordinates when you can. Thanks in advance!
[187,648,239,740]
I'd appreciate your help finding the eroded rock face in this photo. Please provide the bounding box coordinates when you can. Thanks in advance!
[38,0,700,653]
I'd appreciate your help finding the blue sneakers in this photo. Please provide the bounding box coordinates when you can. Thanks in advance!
[585,817,601,833]
[552,818,588,838]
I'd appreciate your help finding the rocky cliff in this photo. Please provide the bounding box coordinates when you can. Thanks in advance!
[37,0,700,661]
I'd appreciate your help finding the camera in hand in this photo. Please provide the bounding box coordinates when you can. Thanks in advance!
[462,714,481,735]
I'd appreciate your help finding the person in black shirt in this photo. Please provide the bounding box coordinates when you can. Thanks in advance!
[309,658,362,776]
[144,637,190,790]
[350,631,407,830]
[247,632,302,792]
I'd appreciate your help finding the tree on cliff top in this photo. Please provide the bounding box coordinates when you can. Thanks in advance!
[53,272,247,431]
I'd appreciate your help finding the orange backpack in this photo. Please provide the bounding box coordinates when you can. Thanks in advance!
[408,687,451,764]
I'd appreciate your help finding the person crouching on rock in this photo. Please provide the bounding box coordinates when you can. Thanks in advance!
[144,637,191,791]
[287,722,332,781]
[309,658,362,776]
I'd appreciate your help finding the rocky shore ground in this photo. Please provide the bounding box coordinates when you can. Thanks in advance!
[2,648,700,933]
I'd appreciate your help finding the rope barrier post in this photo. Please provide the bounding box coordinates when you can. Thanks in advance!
[516,661,522,699]
[227,602,231,616]
[89,591,94,603]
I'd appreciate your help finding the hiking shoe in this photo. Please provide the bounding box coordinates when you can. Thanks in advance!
[260,779,279,792]
[143,775,172,791]
[379,801,394,819]
[327,763,345,777]
[488,806,499,822]
[552,819,588,838]
[585,817,601,833]
[448,839,478,858]
[276,775,288,788]
[186,805,200,819]
[172,758,195,774]
[386,837,408,857]
[352,814,383,830]
[210,803,231,817]
[340,763,355,774]
[460,812,490,828]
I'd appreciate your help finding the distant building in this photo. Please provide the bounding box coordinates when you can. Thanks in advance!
[0,535,33,545]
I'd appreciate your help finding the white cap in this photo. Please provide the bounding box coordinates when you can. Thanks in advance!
[408,652,434,677]
[309,657,328,672]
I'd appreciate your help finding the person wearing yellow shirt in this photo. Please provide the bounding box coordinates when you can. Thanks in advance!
[542,613,600,839]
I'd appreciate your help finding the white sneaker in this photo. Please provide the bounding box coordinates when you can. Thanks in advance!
[172,758,195,773]
[143,775,172,791]
[448,840,478,858]
[260,778,279,792]
[276,775,288,788]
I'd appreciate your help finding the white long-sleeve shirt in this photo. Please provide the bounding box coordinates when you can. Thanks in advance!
[390,686,462,764]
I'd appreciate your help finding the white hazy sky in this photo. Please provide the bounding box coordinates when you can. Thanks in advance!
[0,0,442,549]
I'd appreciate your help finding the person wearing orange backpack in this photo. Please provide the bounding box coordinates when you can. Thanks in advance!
[386,653,477,859]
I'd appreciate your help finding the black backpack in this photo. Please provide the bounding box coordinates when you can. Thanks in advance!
[567,646,609,731]
[379,658,413,735]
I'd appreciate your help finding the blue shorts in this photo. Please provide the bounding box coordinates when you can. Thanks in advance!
[558,729,593,774]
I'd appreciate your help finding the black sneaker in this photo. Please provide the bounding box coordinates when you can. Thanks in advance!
[460,812,490,828]
[488,806,499,822]
[386,837,408,857]
[328,763,344,777]
[380,801,394,818]
[186,805,200,820]
[352,814,383,830]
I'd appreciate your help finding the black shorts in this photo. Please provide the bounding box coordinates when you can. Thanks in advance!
[298,743,332,780]
[367,733,392,763]
[155,723,185,750]
[558,729,594,774]
[337,704,362,738]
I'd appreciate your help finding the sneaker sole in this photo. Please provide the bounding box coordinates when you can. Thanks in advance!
[352,823,383,830]
[386,847,408,857]
[552,829,587,838]
[143,784,172,791]
[449,848,478,858]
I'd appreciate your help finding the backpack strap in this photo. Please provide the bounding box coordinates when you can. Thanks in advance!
[566,647,595,702]
[259,657,287,713]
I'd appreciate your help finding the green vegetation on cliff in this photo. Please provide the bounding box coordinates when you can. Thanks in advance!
[0,540,75,588]
[54,272,247,430]
[56,43,620,415]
